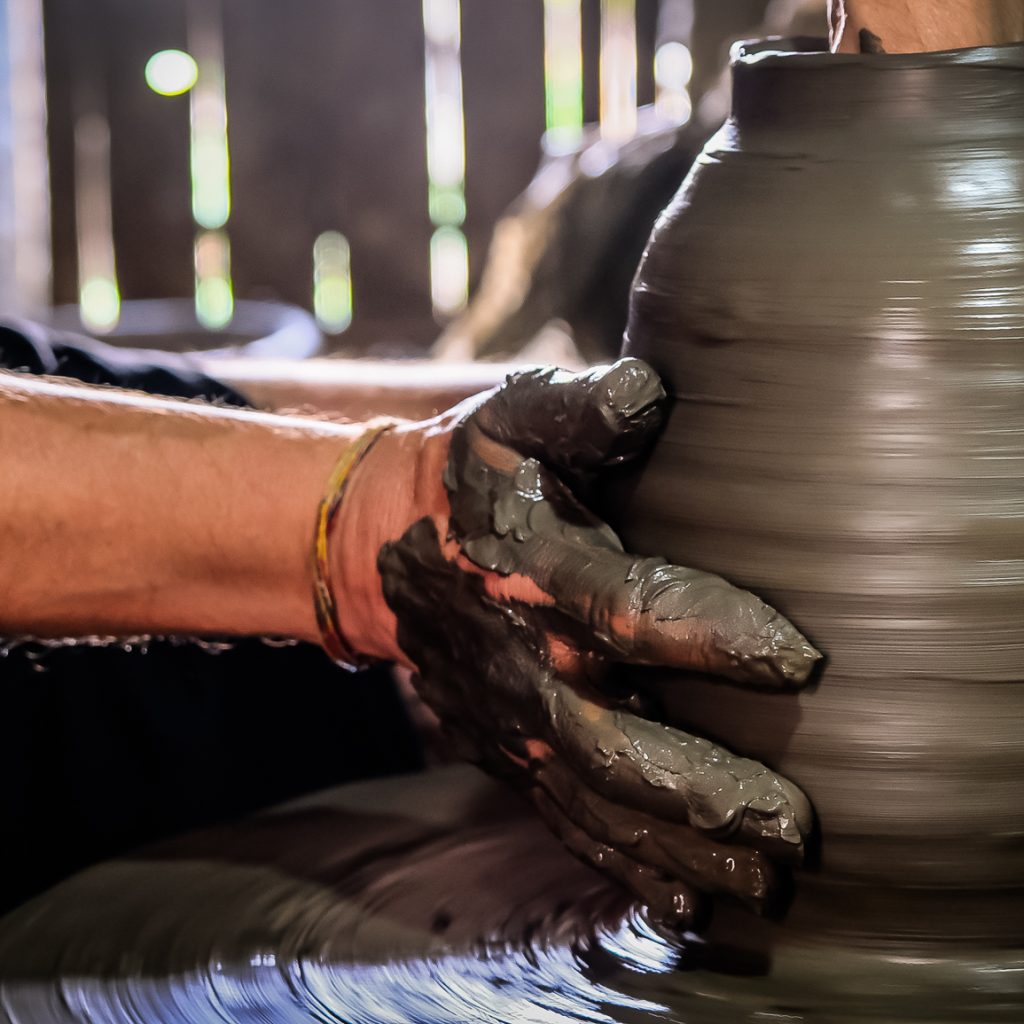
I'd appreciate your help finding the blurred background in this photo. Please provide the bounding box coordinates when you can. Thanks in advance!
[0,0,825,363]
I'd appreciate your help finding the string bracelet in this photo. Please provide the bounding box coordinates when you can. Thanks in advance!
[312,422,393,671]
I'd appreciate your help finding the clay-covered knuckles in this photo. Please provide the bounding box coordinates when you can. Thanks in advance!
[379,360,820,924]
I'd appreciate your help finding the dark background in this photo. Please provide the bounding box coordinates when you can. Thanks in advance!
[42,0,777,354]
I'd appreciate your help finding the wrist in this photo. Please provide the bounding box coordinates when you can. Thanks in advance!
[199,422,356,645]
[329,416,450,665]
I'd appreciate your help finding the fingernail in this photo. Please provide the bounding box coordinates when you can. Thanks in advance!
[738,777,813,861]
[732,616,823,689]
[779,776,814,840]
[594,358,666,420]
[773,636,824,686]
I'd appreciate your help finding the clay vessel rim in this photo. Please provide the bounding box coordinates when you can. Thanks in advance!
[731,35,1024,71]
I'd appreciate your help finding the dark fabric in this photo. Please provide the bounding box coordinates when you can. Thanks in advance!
[0,321,422,914]
[0,318,249,405]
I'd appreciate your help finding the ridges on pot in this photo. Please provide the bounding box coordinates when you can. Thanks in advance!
[613,37,1024,950]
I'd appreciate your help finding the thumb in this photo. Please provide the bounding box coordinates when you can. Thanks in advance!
[471,358,666,474]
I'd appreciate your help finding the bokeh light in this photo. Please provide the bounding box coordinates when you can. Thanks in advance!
[654,41,693,125]
[194,229,233,329]
[543,0,584,152]
[144,49,198,97]
[600,0,638,142]
[79,277,121,333]
[430,226,469,316]
[313,231,353,334]
[74,113,120,333]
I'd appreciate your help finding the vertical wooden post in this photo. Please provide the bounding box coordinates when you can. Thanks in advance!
[0,0,50,315]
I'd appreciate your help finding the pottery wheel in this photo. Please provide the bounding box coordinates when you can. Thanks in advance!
[0,764,1019,1023]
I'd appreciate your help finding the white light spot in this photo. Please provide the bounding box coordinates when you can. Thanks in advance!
[145,49,199,97]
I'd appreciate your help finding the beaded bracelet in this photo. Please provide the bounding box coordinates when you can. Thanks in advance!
[312,423,393,671]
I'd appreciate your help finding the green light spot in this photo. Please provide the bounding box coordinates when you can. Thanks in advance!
[544,0,583,147]
[428,183,466,227]
[194,230,233,330]
[80,277,121,332]
[196,278,233,328]
[145,50,198,97]
[191,134,231,230]
[313,231,353,334]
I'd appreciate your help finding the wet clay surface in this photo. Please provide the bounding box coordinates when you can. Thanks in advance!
[613,38,1024,964]
[1,765,1022,1023]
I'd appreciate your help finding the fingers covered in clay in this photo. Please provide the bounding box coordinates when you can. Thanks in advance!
[537,543,821,688]
[532,787,699,928]
[472,358,666,474]
[532,756,776,910]
[379,520,812,858]
[380,517,808,921]
[447,405,821,688]
[544,679,812,860]
[381,358,822,925]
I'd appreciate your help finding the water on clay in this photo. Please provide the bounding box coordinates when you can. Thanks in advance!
[0,765,1020,1024]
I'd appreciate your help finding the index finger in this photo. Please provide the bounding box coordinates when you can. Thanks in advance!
[449,449,820,688]
[525,524,821,688]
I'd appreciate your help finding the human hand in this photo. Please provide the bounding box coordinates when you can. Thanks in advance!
[828,0,1024,54]
[333,360,821,925]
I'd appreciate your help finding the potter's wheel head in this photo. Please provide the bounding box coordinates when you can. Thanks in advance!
[1,767,1022,1023]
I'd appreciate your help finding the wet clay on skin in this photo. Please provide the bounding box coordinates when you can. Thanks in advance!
[378,359,818,924]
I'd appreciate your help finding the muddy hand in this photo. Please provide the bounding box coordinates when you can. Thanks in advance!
[375,360,821,925]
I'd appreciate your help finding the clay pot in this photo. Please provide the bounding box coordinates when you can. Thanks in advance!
[616,38,1024,964]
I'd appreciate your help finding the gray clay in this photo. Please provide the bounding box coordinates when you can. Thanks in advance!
[614,36,1024,974]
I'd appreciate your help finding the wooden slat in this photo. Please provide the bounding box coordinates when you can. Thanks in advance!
[222,0,434,352]
[43,0,194,306]
[105,0,193,303]
[461,0,545,293]
[636,0,658,107]
[41,0,80,306]
[581,0,601,123]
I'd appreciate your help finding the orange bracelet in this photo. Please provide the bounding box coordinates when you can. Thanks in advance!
[312,423,393,671]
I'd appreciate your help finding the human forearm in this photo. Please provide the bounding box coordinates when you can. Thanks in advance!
[830,0,1024,53]
[0,372,361,641]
